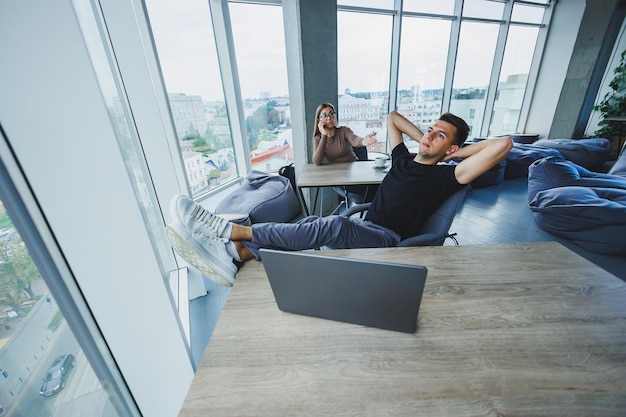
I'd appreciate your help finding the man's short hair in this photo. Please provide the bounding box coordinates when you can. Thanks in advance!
[439,112,469,146]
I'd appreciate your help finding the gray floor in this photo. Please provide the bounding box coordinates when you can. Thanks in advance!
[448,176,626,282]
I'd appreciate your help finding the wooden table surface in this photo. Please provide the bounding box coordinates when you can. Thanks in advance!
[297,161,388,188]
[178,242,626,417]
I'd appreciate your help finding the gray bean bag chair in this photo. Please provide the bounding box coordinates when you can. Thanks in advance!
[504,144,563,179]
[527,156,626,201]
[529,186,626,256]
[527,154,626,256]
[533,138,611,171]
[216,170,301,223]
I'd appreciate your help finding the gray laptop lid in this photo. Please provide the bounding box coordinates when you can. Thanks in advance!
[260,248,427,333]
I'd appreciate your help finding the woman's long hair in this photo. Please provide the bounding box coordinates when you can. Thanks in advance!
[312,102,338,140]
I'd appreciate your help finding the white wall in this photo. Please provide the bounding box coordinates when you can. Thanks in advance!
[0,1,193,416]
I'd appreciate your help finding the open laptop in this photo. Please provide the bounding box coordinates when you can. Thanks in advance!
[259,248,428,333]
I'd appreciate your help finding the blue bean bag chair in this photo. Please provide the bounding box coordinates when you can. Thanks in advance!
[504,144,563,179]
[533,138,611,171]
[529,186,626,256]
[527,156,626,201]
[215,170,301,223]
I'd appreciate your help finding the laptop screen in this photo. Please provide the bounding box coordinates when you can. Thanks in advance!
[260,248,428,333]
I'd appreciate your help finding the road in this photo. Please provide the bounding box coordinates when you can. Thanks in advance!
[0,291,117,417]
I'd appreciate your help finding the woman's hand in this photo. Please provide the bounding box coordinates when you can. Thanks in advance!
[362,131,378,146]
[318,119,328,136]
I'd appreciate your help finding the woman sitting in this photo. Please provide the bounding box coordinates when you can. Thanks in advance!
[312,102,379,206]
[312,102,377,165]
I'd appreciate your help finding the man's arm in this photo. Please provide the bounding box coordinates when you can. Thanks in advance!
[387,111,424,151]
[444,137,513,185]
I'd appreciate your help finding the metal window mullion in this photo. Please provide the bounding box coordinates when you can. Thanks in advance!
[517,2,555,132]
[480,0,514,136]
[515,0,552,7]
[229,0,281,5]
[442,0,464,112]
[337,5,395,15]
[209,0,250,174]
[388,0,402,115]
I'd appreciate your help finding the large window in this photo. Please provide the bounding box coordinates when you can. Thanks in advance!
[449,21,500,136]
[338,10,393,154]
[338,0,553,144]
[229,2,294,172]
[146,0,295,195]
[145,0,239,197]
[0,201,127,417]
[490,25,541,136]
[397,17,452,133]
[145,0,552,194]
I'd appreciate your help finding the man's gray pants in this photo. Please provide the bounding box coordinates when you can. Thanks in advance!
[242,215,401,260]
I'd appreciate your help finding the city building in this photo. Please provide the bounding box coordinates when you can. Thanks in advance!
[168,93,208,139]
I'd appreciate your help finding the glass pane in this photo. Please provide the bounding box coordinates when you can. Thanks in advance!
[512,3,546,24]
[229,3,293,172]
[450,21,500,137]
[145,0,239,195]
[490,25,540,135]
[338,0,394,9]
[403,0,455,15]
[338,11,393,154]
[0,202,122,417]
[397,17,451,134]
[462,0,504,20]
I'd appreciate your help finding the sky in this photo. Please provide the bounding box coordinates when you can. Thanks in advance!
[145,0,539,101]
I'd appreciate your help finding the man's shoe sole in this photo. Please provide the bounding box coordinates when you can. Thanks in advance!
[165,223,237,287]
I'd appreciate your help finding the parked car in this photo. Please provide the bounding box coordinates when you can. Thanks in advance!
[39,354,76,397]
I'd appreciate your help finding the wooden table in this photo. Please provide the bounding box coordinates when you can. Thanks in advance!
[297,161,388,215]
[178,242,626,417]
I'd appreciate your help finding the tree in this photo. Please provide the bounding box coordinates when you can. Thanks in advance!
[182,129,201,142]
[204,126,231,151]
[0,212,11,229]
[267,108,280,130]
[0,235,40,314]
[183,130,213,154]
[245,101,287,150]
[246,111,265,151]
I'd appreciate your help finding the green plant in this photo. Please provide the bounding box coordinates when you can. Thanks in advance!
[594,49,626,137]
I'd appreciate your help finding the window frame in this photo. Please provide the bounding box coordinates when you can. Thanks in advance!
[335,0,553,138]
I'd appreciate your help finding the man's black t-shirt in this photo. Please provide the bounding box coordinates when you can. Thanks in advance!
[365,143,464,241]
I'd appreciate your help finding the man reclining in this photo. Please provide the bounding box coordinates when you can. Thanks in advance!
[166,111,513,286]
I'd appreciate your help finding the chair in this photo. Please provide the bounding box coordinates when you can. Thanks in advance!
[341,185,470,246]
[330,146,373,214]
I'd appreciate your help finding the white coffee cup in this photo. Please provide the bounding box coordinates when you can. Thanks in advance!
[374,157,387,167]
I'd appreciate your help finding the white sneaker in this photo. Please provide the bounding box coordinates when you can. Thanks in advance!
[170,194,229,241]
[165,222,237,287]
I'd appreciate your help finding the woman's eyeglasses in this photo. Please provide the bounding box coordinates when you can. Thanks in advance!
[319,112,335,120]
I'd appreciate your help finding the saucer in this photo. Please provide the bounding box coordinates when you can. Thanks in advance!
[373,163,389,169]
